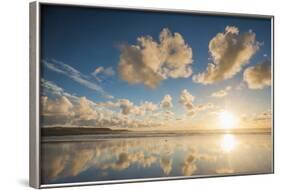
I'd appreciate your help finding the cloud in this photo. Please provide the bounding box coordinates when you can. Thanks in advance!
[212,90,227,98]
[118,28,193,88]
[160,157,173,175]
[92,66,115,82]
[41,96,75,126]
[216,168,234,174]
[240,110,272,128]
[41,136,222,182]
[98,101,119,108]
[254,110,272,121]
[198,154,217,162]
[42,59,113,99]
[242,110,272,122]
[70,149,94,176]
[41,95,100,126]
[179,89,213,116]
[98,151,157,171]
[74,97,98,121]
[100,99,158,116]
[40,79,179,128]
[179,89,195,109]
[193,26,260,84]
[142,101,158,111]
[118,99,134,115]
[243,60,271,89]
[181,154,197,176]
[164,110,175,120]
[138,101,158,113]
[193,103,214,113]
[235,82,246,90]
[41,96,74,117]
[41,146,70,179]
[181,148,217,176]
[160,94,173,109]
[41,79,80,102]
[211,86,232,98]
[225,86,232,91]
[41,82,162,128]
[124,100,158,116]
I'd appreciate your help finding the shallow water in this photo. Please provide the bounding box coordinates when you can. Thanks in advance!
[41,134,272,185]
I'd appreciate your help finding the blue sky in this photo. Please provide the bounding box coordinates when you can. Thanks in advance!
[40,5,272,129]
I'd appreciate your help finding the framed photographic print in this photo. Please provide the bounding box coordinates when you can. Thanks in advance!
[29,1,274,188]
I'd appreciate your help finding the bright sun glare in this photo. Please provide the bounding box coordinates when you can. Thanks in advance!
[221,134,236,152]
[218,111,237,129]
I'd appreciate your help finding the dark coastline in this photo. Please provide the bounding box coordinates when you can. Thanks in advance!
[41,127,271,137]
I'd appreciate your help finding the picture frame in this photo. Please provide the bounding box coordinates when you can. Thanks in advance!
[30,1,274,188]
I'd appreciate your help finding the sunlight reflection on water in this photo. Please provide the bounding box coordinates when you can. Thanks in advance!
[221,134,237,152]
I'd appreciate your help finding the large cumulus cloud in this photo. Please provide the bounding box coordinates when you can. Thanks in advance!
[243,60,271,89]
[193,26,260,84]
[179,89,195,110]
[118,28,193,88]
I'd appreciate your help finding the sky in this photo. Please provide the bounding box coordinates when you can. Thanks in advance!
[40,5,272,130]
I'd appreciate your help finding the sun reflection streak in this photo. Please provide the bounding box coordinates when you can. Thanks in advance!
[221,134,236,152]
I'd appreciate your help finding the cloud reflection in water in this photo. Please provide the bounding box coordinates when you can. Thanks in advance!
[41,134,272,184]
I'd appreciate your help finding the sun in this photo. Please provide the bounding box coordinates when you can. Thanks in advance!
[218,111,237,129]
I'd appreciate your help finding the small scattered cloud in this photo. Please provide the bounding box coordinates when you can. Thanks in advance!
[254,110,272,121]
[179,89,213,116]
[212,90,227,98]
[243,60,271,89]
[211,86,232,98]
[118,99,134,115]
[179,89,195,110]
[235,82,246,90]
[240,110,272,128]
[92,66,115,82]
[160,94,173,109]
[193,26,260,84]
[242,110,272,122]
[118,28,193,88]
[164,110,175,120]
